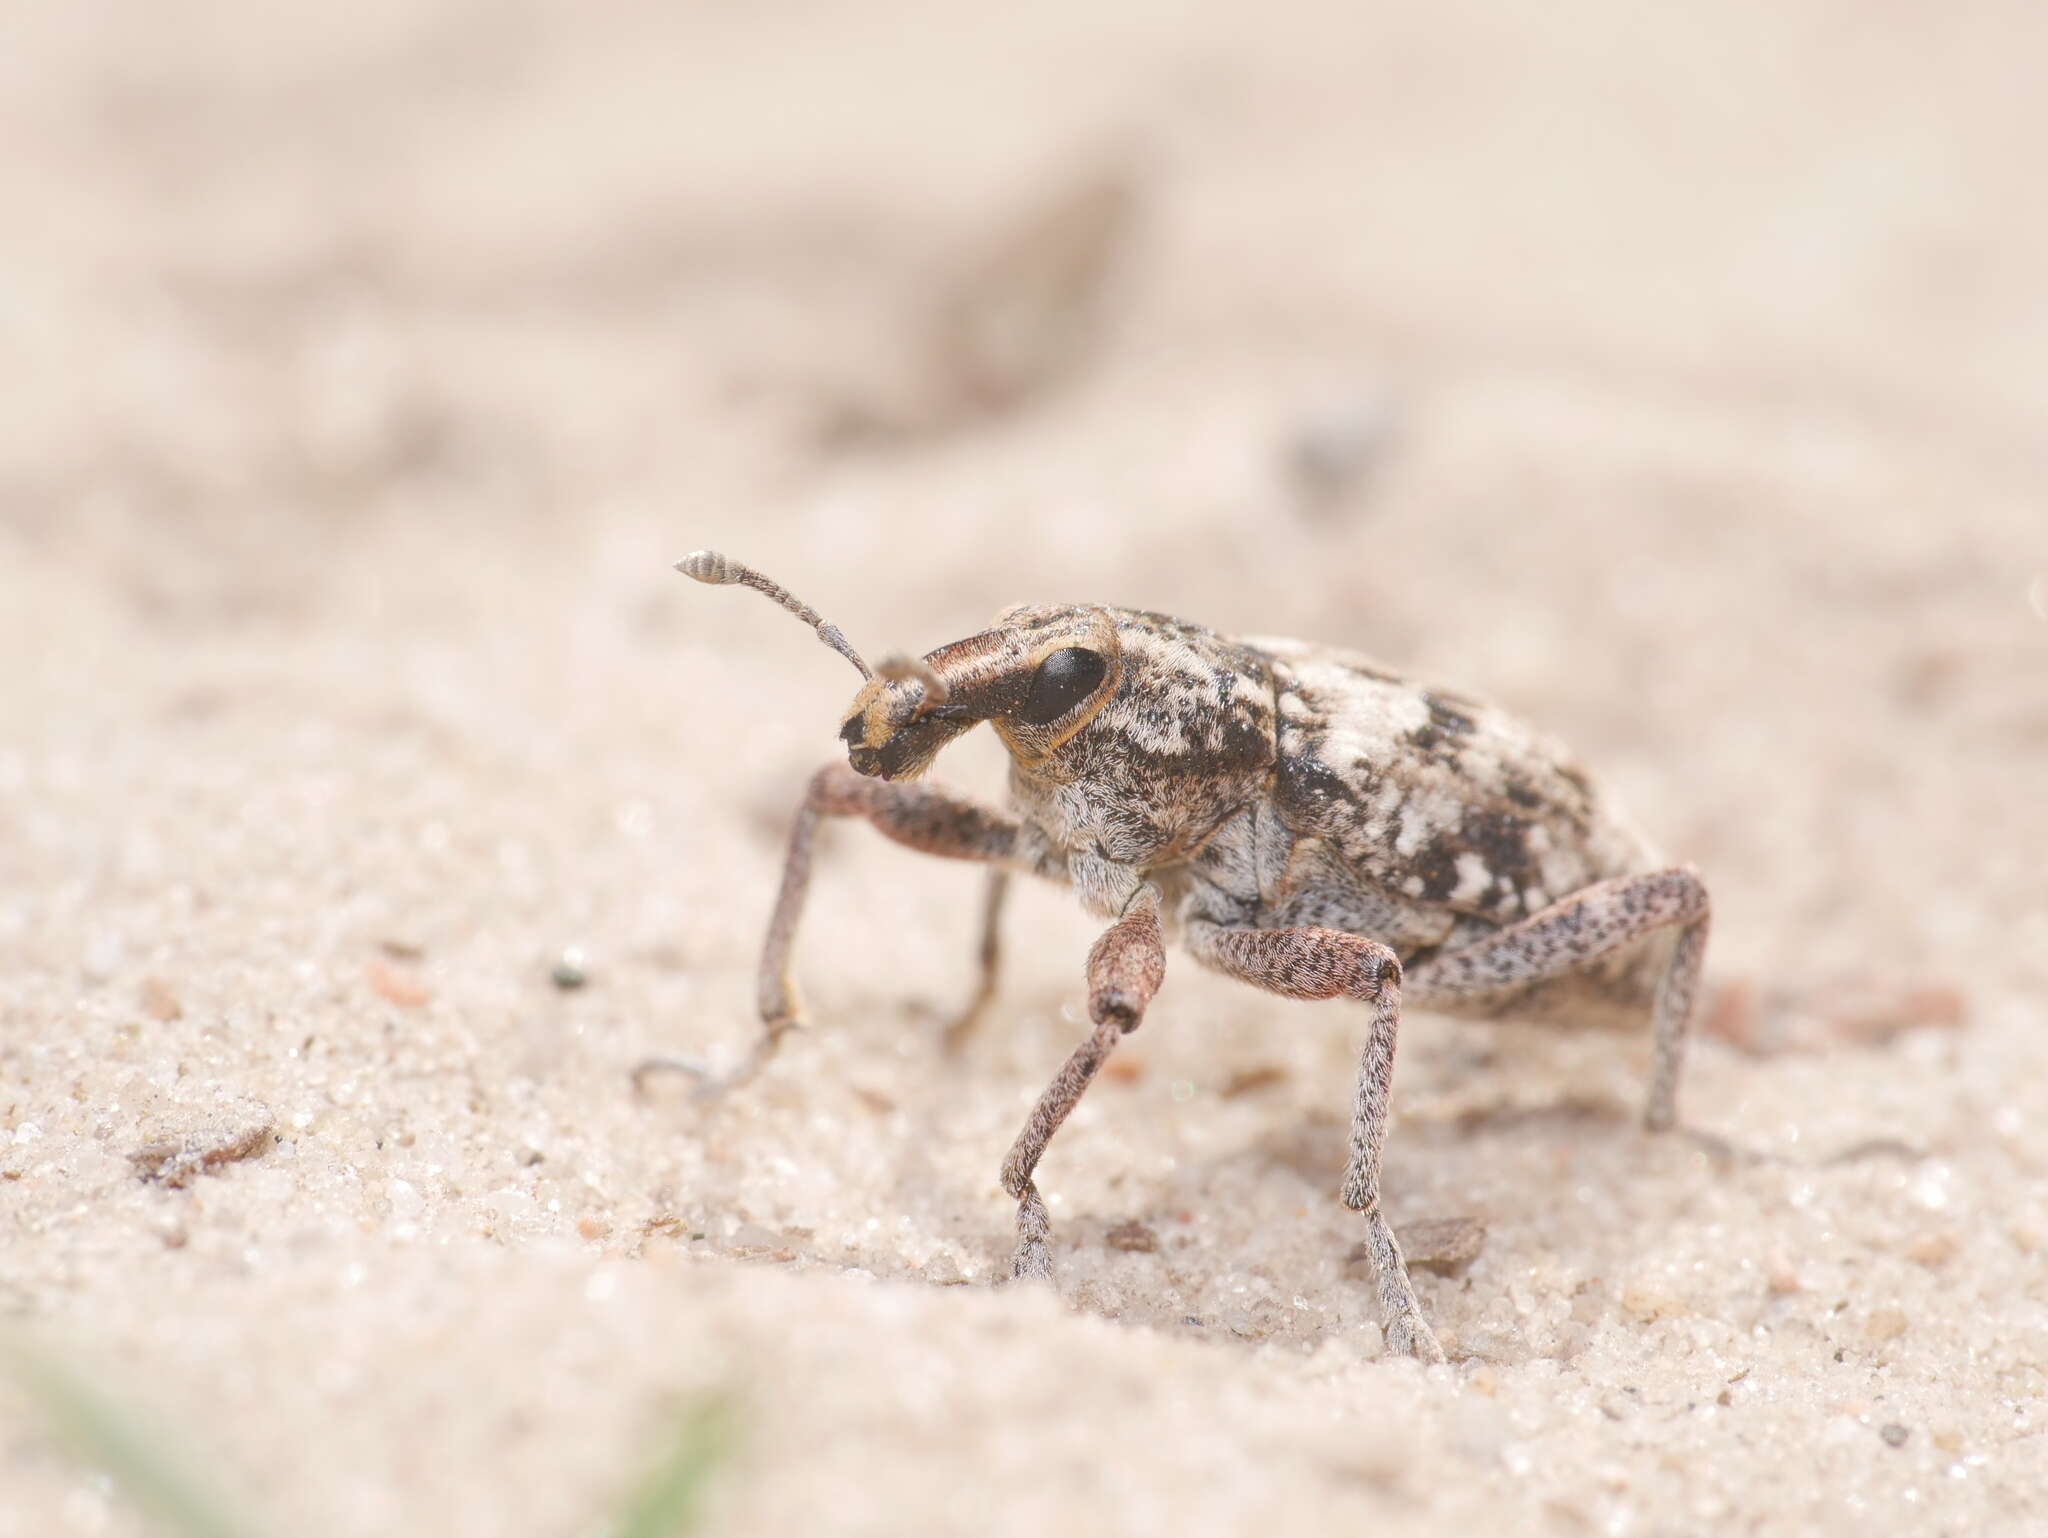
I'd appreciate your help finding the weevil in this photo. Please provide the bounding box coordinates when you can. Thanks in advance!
[664,550,1710,1362]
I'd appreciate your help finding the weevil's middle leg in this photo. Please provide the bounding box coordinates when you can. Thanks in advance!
[636,762,1023,1101]
[1001,888,1165,1281]
[1404,865,1710,1132]
[1185,920,1446,1364]
[941,869,1011,1053]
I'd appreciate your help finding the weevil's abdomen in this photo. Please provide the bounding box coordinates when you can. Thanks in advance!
[1247,638,1658,927]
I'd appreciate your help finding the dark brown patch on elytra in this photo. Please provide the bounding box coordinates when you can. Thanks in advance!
[1404,835,1466,904]
[1404,802,1552,920]
[1407,691,1481,765]
[1273,745,1368,820]
[1423,691,1478,738]
[1457,805,1546,914]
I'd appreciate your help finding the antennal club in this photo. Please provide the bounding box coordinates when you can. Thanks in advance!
[676,549,873,681]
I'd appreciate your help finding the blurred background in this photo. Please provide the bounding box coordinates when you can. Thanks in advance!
[6,0,2042,981]
[3,3,2045,1535]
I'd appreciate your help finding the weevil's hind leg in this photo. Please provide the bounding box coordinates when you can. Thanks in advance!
[940,869,1011,1053]
[1001,890,1165,1281]
[634,762,1023,1103]
[1184,921,1446,1364]
[1404,866,1710,1132]
[1645,910,1709,1133]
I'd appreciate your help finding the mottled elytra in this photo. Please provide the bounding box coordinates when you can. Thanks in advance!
[658,549,1710,1362]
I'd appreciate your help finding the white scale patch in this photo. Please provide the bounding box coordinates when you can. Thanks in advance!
[1115,705,1191,756]
[1394,785,1466,848]
[1263,650,1432,765]
[1451,851,1495,905]
[1111,629,1231,756]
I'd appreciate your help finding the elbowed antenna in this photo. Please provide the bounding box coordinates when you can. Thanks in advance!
[875,653,950,716]
[676,550,873,681]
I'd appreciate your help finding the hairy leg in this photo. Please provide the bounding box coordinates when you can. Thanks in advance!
[1184,920,1446,1364]
[636,762,1023,1100]
[1001,889,1165,1280]
[1405,866,1710,1132]
[941,869,1012,1053]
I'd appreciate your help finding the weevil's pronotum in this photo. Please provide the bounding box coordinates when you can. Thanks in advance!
[665,550,1710,1362]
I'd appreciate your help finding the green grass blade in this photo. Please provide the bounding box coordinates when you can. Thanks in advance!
[4,1340,262,1538]
[603,1397,739,1538]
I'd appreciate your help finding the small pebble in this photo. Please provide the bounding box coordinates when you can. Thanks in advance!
[551,949,590,990]
[1105,1219,1159,1253]
[728,1222,793,1258]
[81,933,126,983]
[138,976,183,1023]
[1400,1216,1488,1276]
[485,1188,538,1222]
[1865,1306,1909,1343]
[132,1124,277,1188]
[1905,1230,1959,1268]
[1880,1423,1910,1449]
[1620,1283,1686,1324]
[367,961,430,1008]
[1283,389,1397,513]
[1218,1064,1288,1099]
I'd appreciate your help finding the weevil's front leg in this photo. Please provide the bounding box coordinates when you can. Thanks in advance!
[1405,866,1710,1132]
[940,869,1011,1053]
[638,762,1023,1100]
[1001,888,1165,1281]
[1184,921,1445,1364]
[756,763,1023,1028]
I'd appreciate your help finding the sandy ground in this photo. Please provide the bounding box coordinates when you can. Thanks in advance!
[4,3,2047,1534]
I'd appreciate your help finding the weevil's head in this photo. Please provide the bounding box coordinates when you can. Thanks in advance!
[677,552,1269,801]
[677,549,1127,783]
[836,605,1123,781]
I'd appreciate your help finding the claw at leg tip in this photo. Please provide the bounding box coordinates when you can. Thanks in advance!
[1386,1317,1448,1364]
[631,1055,713,1094]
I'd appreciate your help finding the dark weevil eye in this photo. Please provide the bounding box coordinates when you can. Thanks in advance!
[1014,647,1107,727]
[839,715,864,746]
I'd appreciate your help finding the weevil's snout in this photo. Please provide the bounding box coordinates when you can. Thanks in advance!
[837,680,906,779]
[835,630,1033,780]
[836,676,973,781]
